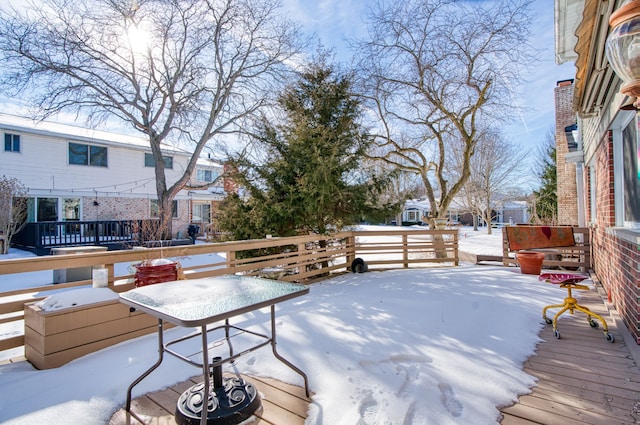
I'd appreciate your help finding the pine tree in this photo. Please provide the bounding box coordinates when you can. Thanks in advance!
[218,58,399,240]
[532,141,557,224]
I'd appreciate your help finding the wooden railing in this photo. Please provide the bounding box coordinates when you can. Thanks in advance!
[0,228,458,356]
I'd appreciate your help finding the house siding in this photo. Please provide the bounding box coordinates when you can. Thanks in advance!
[554,0,640,344]
[0,114,220,239]
[589,130,640,343]
[0,130,187,195]
[500,208,526,225]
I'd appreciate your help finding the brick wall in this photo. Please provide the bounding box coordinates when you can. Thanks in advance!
[589,130,640,343]
[82,196,191,238]
[554,80,579,225]
[82,197,148,221]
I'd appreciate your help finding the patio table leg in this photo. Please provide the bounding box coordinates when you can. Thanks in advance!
[270,305,310,398]
[126,319,165,411]
[199,325,210,425]
[225,318,234,360]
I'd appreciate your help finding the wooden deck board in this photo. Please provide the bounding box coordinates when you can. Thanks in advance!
[109,373,309,425]
[250,375,310,418]
[499,286,640,425]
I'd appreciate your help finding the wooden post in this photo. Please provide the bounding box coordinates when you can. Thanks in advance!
[106,263,115,287]
[345,234,356,271]
[452,231,459,266]
[297,242,306,274]
[403,234,408,268]
[227,250,236,273]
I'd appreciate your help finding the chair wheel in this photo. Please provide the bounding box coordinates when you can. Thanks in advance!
[554,330,561,339]
[544,317,552,325]
[589,320,599,328]
[605,333,615,343]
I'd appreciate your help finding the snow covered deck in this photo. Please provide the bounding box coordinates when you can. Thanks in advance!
[107,283,640,425]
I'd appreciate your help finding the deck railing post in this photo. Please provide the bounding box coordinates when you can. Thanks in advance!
[403,234,409,268]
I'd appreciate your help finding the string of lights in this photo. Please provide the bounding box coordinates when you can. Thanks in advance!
[28,177,157,195]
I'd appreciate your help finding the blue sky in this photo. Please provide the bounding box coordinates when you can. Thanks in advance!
[282,0,577,180]
[2,0,576,187]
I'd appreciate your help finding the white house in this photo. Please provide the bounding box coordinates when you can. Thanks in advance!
[400,197,529,226]
[0,112,226,238]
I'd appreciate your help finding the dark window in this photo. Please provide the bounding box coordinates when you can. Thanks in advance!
[4,133,20,152]
[623,119,640,223]
[90,145,108,167]
[196,169,218,182]
[144,153,173,169]
[69,142,88,165]
[37,197,58,221]
[150,199,178,218]
[192,203,211,222]
[144,153,154,167]
[69,142,107,167]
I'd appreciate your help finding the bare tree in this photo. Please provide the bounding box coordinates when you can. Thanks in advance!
[355,0,535,228]
[0,0,303,237]
[363,146,422,225]
[0,176,28,255]
[450,129,529,234]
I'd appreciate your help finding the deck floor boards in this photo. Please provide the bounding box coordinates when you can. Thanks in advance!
[102,283,637,425]
[109,374,309,425]
[499,286,640,425]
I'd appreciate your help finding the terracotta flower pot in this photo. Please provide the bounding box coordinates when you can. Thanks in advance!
[516,251,545,275]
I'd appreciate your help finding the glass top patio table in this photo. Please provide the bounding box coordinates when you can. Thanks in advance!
[119,275,310,424]
[119,275,309,327]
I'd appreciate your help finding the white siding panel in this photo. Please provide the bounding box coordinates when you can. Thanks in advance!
[0,129,189,198]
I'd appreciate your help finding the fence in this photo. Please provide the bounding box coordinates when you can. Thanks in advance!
[0,228,458,357]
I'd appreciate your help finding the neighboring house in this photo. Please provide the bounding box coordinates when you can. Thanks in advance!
[555,1,640,343]
[495,200,529,225]
[400,197,529,226]
[402,199,430,224]
[0,113,226,240]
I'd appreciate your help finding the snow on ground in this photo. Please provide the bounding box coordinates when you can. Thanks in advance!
[456,226,504,256]
[0,226,561,424]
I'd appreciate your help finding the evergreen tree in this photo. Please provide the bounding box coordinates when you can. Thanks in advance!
[531,139,557,224]
[218,59,400,240]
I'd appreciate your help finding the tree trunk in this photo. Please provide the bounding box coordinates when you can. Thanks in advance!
[158,194,174,240]
[484,195,493,235]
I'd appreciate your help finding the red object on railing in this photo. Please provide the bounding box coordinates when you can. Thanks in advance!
[134,261,178,287]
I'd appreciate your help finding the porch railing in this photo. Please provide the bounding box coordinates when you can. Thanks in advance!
[11,219,169,255]
[0,228,458,358]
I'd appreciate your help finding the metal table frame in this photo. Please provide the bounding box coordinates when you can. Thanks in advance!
[119,276,310,425]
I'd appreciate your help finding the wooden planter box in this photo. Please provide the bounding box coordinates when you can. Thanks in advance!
[24,298,162,369]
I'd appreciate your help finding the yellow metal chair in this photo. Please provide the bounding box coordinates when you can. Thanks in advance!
[539,273,614,343]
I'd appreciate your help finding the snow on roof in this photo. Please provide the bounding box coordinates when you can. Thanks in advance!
[404,199,431,210]
[404,197,528,212]
[499,200,528,209]
[0,112,190,155]
[196,157,224,168]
